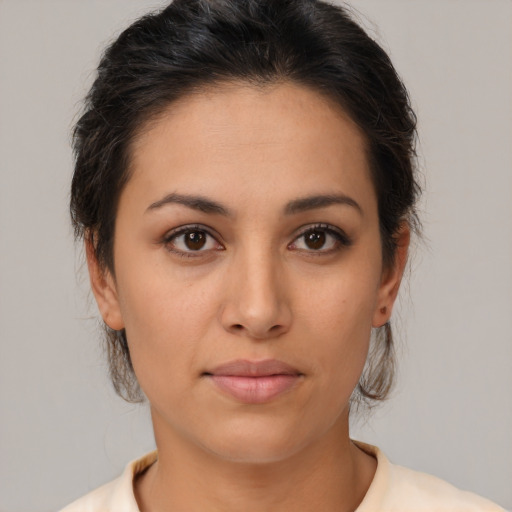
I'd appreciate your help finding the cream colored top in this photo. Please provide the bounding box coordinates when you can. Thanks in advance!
[60,441,505,511]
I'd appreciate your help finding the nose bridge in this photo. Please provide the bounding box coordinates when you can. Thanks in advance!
[242,242,279,308]
[221,237,291,339]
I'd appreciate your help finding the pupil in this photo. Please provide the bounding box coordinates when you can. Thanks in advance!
[306,231,326,249]
[185,231,206,250]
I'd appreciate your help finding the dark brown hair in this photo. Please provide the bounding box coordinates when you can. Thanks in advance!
[71,0,420,405]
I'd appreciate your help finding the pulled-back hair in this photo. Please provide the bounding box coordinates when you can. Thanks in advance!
[71,0,420,405]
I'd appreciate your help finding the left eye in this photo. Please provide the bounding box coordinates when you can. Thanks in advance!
[164,227,222,254]
[290,225,349,252]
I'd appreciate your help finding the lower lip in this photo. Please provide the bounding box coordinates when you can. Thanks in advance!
[208,374,301,404]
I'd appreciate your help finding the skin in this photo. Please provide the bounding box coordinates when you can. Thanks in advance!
[87,81,409,512]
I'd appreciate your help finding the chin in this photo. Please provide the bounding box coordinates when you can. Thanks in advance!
[197,416,317,465]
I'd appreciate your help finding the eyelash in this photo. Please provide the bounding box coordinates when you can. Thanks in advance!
[290,223,352,255]
[161,224,222,259]
[161,223,352,259]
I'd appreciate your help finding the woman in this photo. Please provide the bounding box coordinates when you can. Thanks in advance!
[61,0,504,510]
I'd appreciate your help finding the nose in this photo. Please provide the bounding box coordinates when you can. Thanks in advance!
[219,247,292,340]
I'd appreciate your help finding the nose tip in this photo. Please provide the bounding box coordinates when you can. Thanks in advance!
[228,319,288,340]
[219,259,292,341]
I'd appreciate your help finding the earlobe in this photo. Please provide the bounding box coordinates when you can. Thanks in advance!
[85,238,125,331]
[372,223,410,328]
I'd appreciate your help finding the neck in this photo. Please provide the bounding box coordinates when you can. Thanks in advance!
[135,408,376,512]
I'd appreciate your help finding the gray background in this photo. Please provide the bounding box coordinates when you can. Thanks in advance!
[0,1,511,510]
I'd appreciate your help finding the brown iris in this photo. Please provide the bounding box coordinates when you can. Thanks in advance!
[185,230,207,250]
[304,230,326,250]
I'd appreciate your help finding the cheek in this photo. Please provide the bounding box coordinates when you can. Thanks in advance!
[116,244,216,333]
[312,296,373,374]
[114,259,221,392]
[301,261,381,386]
[306,261,380,335]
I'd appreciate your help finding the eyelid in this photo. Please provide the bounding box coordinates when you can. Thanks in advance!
[160,222,351,258]
[289,223,352,252]
[161,224,224,258]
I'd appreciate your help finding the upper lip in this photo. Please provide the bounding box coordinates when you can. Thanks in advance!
[205,359,302,377]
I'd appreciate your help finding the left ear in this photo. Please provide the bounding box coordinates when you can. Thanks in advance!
[85,237,125,332]
[372,223,410,328]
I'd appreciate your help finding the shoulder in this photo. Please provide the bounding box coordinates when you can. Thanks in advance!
[354,441,505,512]
[384,462,504,511]
[59,478,121,512]
[58,451,157,512]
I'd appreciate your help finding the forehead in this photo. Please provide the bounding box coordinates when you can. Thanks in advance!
[126,81,376,214]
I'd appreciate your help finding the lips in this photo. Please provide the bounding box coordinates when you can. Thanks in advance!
[203,359,303,404]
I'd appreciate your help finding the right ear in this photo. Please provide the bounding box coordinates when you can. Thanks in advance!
[85,238,124,331]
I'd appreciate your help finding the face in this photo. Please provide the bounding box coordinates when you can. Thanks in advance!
[88,82,407,463]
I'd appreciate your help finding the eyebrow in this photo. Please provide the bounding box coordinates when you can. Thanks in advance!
[147,193,233,216]
[284,194,362,216]
[146,192,362,217]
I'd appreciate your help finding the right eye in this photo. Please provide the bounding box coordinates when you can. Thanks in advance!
[163,225,224,257]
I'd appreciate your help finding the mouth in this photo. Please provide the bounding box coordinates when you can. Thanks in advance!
[203,359,304,404]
